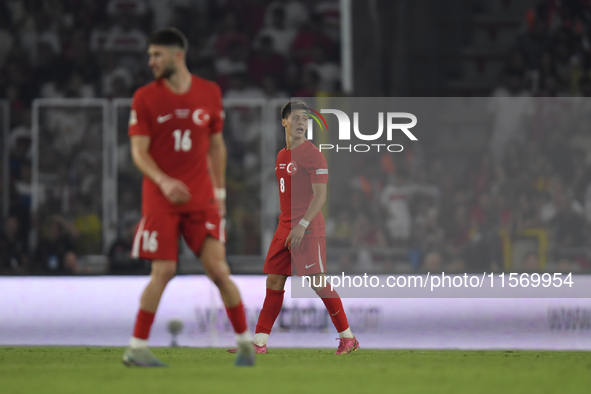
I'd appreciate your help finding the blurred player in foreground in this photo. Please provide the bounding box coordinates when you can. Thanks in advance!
[230,101,359,354]
[122,28,254,367]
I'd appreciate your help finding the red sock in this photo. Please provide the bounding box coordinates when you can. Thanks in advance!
[255,288,285,334]
[133,309,155,340]
[225,301,248,334]
[317,287,349,332]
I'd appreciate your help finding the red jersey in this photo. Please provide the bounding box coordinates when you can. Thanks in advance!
[276,139,328,236]
[128,75,224,214]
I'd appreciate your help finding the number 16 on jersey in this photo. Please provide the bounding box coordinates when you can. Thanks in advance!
[172,129,192,151]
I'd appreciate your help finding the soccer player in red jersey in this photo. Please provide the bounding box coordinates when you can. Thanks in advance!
[122,28,254,367]
[230,101,359,354]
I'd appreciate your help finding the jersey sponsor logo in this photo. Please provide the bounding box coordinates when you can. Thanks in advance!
[316,169,328,175]
[193,109,210,125]
[157,113,173,123]
[205,221,217,230]
[220,110,226,120]
[286,161,298,176]
[175,109,190,118]
[129,110,137,126]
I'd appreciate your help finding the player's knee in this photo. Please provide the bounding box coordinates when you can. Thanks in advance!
[208,264,230,287]
[309,274,327,293]
[266,275,286,290]
[152,262,176,284]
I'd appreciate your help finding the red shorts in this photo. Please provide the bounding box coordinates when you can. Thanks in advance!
[131,209,225,262]
[263,226,327,276]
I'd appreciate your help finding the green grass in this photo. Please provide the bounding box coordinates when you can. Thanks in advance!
[1,347,591,394]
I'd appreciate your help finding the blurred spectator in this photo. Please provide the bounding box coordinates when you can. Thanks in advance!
[421,251,443,273]
[35,41,72,98]
[0,216,28,274]
[103,16,147,53]
[65,73,96,98]
[537,73,568,97]
[540,181,584,223]
[380,174,413,246]
[73,196,102,254]
[351,212,386,249]
[14,161,32,210]
[254,7,297,57]
[326,210,353,247]
[304,45,340,93]
[102,53,133,96]
[522,251,540,271]
[203,13,248,58]
[260,75,288,99]
[313,1,341,42]
[119,189,142,226]
[464,222,504,273]
[248,35,286,85]
[0,15,14,69]
[550,193,586,248]
[445,205,471,268]
[107,0,148,17]
[264,0,309,30]
[294,68,320,97]
[291,14,333,65]
[34,216,78,275]
[215,39,249,90]
[224,72,265,99]
[514,18,550,69]
[225,0,268,37]
[514,193,542,232]
[488,83,533,163]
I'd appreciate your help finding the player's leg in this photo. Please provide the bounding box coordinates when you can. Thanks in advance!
[182,209,254,365]
[200,236,254,365]
[294,238,359,354]
[251,273,288,348]
[250,233,292,349]
[124,260,176,367]
[133,260,177,342]
[227,233,291,353]
[309,273,359,354]
[123,214,180,367]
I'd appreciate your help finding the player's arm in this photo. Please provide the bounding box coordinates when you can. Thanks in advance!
[286,183,327,249]
[130,135,191,204]
[208,132,227,215]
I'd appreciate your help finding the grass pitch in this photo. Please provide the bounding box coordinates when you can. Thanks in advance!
[1,347,590,394]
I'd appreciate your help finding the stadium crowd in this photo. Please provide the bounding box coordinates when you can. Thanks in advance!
[0,0,342,275]
[503,0,591,97]
[1,0,590,275]
[326,0,591,274]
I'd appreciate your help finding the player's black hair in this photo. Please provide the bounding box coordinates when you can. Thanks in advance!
[148,27,188,51]
[281,101,308,119]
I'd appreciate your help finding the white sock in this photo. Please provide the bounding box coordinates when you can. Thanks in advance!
[338,327,354,339]
[236,331,251,344]
[130,337,148,349]
[252,333,269,346]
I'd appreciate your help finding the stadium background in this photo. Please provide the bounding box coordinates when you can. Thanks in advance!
[1,0,591,348]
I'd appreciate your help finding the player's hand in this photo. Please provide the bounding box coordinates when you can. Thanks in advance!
[158,176,191,204]
[217,198,227,216]
[285,225,306,249]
